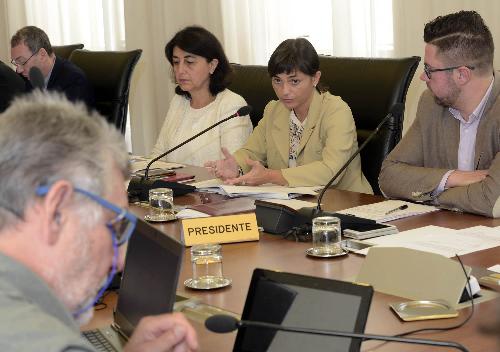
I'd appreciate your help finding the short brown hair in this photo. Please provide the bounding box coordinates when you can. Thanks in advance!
[11,26,53,56]
[424,11,494,75]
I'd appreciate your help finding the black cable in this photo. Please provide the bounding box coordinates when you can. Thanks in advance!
[94,290,113,311]
[394,254,474,337]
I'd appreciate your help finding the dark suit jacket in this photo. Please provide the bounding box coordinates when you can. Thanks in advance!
[28,56,95,109]
[379,73,500,218]
[0,60,26,113]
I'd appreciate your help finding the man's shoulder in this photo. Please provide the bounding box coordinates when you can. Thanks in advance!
[54,57,87,81]
[0,280,93,351]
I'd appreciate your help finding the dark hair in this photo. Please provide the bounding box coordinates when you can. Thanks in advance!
[424,11,494,75]
[11,26,53,56]
[267,38,324,92]
[165,26,232,98]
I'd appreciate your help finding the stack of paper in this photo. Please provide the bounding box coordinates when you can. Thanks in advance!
[129,155,184,175]
[193,180,320,200]
[337,200,438,222]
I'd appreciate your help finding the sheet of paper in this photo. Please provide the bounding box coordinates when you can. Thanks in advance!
[337,200,439,222]
[219,184,320,199]
[487,264,500,273]
[191,178,224,189]
[175,209,211,219]
[358,225,500,257]
[130,156,184,174]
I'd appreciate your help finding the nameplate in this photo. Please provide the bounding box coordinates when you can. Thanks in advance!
[181,213,259,246]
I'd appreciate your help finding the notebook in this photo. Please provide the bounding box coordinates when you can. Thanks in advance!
[234,269,373,352]
[82,218,184,351]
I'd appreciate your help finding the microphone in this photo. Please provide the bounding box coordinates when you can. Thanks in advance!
[28,67,44,90]
[255,103,405,234]
[205,315,469,352]
[127,105,252,201]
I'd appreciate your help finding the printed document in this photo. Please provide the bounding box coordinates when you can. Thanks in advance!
[337,200,438,222]
[358,225,500,257]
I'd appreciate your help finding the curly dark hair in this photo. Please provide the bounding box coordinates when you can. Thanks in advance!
[267,38,324,93]
[424,11,494,75]
[165,26,232,98]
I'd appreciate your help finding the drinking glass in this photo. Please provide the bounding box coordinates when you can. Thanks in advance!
[311,216,343,256]
[147,187,174,221]
[186,244,231,289]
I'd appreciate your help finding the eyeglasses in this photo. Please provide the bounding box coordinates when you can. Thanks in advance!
[423,63,475,79]
[36,185,137,246]
[11,49,39,67]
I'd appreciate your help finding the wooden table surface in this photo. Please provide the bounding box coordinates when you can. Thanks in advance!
[84,166,500,351]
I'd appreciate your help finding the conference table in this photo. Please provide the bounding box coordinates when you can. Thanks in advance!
[84,165,500,351]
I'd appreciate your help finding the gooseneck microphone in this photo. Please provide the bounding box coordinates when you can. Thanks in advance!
[255,103,405,233]
[205,315,469,352]
[127,105,252,201]
[144,105,252,179]
[311,102,405,216]
[29,67,45,90]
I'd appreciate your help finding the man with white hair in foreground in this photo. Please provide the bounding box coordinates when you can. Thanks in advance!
[0,92,198,351]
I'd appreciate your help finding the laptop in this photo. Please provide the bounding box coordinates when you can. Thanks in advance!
[233,269,373,352]
[83,218,184,351]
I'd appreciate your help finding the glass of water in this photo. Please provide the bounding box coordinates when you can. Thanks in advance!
[147,187,174,222]
[312,216,343,256]
[186,244,231,289]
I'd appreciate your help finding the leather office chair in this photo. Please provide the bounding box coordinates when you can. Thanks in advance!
[52,44,84,59]
[69,49,142,134]
[319,56,420,194]
[229,64,276,127]
[229,56,420,194]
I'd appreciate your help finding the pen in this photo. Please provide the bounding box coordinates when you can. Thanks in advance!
[475,153,482,170]
[385,204,409,215]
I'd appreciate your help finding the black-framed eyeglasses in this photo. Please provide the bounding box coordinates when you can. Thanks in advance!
[423,63,475,79]
[11,49,39,67]
[36,184,137,246]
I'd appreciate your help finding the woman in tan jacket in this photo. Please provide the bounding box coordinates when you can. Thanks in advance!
[205,38,372,194]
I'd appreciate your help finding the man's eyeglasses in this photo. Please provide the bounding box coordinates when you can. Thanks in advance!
[36,185,137,246]
[11,49,39,67]
[423,63,475,79]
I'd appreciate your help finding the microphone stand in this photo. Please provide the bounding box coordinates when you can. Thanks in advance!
[128,106,252,201]
[145,113,239,179]
[236,320,469,352]
[255,103,404,234]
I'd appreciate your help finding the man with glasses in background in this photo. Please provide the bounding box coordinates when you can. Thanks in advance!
[0,92,198,351]
[10,26,94,109]
[379,10,500,217]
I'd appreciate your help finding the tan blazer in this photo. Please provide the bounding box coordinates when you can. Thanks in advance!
[379,74,500,217]
[233,91,373,193]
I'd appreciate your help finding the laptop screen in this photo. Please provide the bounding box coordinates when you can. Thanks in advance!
[113,219,184,337]
[234,269,373,352]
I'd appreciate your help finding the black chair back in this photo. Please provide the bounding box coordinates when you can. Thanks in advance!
[52,44,84,59]
[69,49,142,134]
[228,56,420,194]
[319,56,420,194]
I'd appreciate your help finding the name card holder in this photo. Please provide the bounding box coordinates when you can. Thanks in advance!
[181,213,259,247]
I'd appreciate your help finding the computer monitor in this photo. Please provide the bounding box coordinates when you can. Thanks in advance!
[234,268,373,352]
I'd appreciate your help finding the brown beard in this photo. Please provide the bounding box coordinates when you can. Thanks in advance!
[430,78,461,108]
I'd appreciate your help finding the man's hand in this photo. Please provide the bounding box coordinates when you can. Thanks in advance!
[445,169,489,188]
[225,158,287,186]
[204,147,239,180]
[124,313,198,352]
